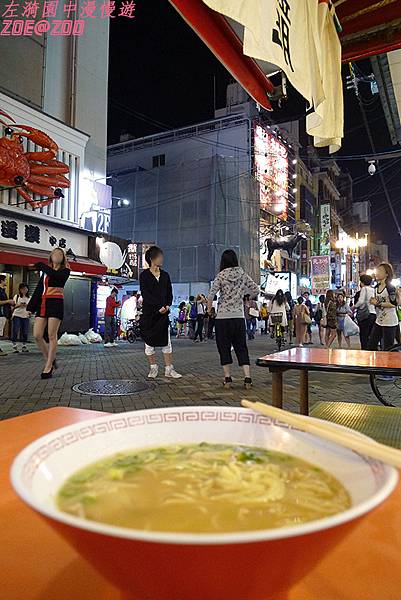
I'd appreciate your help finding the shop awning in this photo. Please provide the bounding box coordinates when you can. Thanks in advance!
[169,0,401,111]
[0,248,107,276]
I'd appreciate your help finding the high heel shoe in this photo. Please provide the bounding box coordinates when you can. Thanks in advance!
[41,368,53,380]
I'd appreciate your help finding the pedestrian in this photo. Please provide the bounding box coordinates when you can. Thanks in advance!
[207,249,259,389]
[139,245,182,379]
[104,288,121,348]
[27,248,70,378]
[244,294,258,340]
[176,301,187,338]
[207,306,216,339]
[353,274,376,350]
[294,296,310,347]
[336,292,353,349]
[0,274,15,356]
[193,294,207,342]
[314,294,326,345]
[268,289,289,335]
[302,291,314,344]
[259,302,269,334]
[11,282,31,353]
[285,291,295,343]
[324,290,338,348]
[187,295,197,339]
[368,262,398,352]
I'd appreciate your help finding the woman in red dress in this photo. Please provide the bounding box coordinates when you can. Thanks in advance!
[27,248,70,379]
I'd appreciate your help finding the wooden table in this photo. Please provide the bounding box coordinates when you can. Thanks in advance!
[257,347,401,415]
[3,406,401,600]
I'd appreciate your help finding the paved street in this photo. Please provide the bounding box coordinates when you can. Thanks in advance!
[0,330,382,420]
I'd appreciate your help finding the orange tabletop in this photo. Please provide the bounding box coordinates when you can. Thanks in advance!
[257,347,401,375]
[2,407,401,600]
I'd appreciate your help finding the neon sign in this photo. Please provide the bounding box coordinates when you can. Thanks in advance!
[254,125,288,217]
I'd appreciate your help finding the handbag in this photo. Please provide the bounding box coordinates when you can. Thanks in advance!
[356,303,370,323]
[320,316,327,328]
[302,310,312,325]
[249,307,259,318]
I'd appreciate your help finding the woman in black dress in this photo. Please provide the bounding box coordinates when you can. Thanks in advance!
[27,248,70,379]
[139,246,182,379]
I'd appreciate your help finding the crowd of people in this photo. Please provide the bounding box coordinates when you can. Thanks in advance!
[1,245,400,388]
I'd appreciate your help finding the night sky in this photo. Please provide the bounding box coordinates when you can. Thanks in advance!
[108,0,401,260]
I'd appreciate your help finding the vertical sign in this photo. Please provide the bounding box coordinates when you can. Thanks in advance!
[320,204,331,255]
[311,256,330,294]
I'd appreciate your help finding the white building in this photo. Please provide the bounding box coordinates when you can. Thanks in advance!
[0,7,110,332]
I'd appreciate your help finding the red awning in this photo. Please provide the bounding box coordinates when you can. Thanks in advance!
[337,0,401,62]
[0,249,107,276]
[169,0,401,109]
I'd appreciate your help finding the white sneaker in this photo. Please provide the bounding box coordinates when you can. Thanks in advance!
[165,366,182,379]
[112,342,118,347]
[148,365,159,379]
[104,342,113,348]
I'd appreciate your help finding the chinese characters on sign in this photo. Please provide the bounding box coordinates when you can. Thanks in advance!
[272,0,294,72]
[254,125,288,216]
[0,0,136,37]
[311,255,330,295]
[320,204,331,255]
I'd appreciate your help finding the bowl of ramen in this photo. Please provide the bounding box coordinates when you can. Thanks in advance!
[11,406,397,600]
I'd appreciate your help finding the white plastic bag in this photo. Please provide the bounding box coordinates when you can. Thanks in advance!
[58,332,82,346]
[85,328,102,343]
[343,314,359,337]
[79,333,91,345]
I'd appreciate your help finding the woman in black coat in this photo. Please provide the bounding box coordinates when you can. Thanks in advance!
[139,246,182,380]
[27,247,70,379]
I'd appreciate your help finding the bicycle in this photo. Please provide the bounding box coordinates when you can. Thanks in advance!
[270,313,286,352]
[370,343,401,407]
[126,319,141,344]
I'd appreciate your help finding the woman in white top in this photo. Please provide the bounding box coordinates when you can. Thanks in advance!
[368,263,398,351]
[11,282,30,353]
[193,294,207,342]
[354,273,376,350]
[268,289,290,330]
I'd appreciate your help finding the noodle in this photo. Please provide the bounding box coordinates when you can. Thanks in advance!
[57,443,351,533]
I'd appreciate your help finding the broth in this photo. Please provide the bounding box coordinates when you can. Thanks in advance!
[57,443,351,533]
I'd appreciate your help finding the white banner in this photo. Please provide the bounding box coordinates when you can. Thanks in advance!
[203,0,343,151]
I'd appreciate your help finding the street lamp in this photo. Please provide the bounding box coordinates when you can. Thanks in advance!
[112,196,130,208]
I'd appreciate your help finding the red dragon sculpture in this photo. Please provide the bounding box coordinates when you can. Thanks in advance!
[0,109,70,209]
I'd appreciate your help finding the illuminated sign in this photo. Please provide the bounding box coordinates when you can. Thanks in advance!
[254,125,288,216]
[79,179,112,234]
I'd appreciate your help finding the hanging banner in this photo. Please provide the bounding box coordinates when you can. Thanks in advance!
[311,255,330,294]
[320,204,331,255]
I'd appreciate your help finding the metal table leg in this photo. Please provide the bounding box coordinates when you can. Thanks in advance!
[300,370,309,415]
[271,370,283,408]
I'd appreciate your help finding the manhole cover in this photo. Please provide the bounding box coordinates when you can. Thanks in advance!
[72,380,152,396]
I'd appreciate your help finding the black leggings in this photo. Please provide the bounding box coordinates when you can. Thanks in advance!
[215,318,250,366]
[367,323,397,351]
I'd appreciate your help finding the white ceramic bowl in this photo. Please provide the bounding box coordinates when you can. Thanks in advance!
[10,406,398,600]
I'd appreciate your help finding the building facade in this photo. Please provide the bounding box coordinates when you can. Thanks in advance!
[0,6,110,333]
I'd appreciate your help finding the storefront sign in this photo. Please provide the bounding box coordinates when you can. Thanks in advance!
[320,204,331,255]
[78,180,112,234]
[254,125,288,216]
[260,269,296,298]
[0,213,88,256]
[89,235,152,280]
[311,255,330,294]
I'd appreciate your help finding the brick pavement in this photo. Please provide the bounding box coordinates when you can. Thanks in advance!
[0,332,381,420]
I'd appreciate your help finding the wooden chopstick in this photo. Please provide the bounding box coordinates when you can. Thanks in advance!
[241,400,401,470]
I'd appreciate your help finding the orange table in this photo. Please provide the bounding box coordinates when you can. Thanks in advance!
[3,407,401,600]
[257,348,401,415]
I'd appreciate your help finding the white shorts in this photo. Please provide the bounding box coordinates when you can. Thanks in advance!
[144,330,172,356]
[0,316,6,337]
